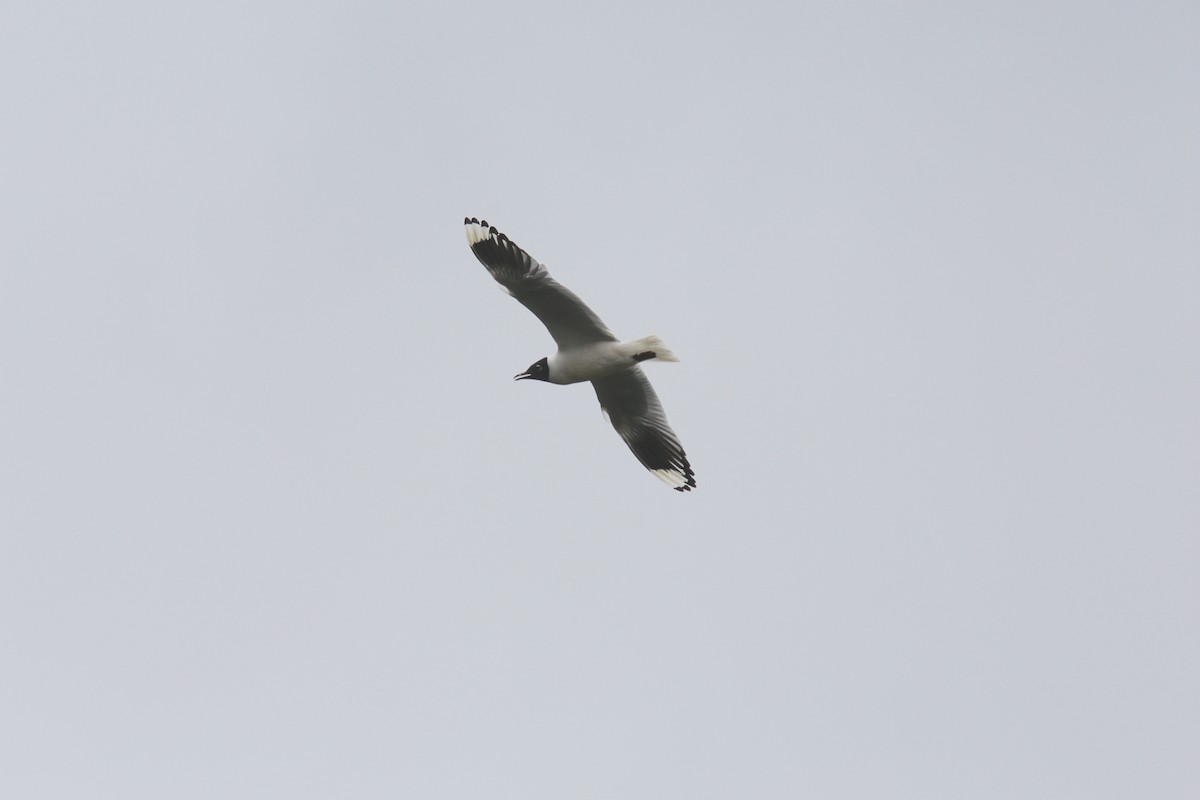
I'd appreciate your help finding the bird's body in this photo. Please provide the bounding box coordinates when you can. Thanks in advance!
[542,337,678,386]
[464,217,696,492]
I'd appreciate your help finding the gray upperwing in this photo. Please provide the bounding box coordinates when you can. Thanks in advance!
[592,367,696,492]
[465,218,617,349]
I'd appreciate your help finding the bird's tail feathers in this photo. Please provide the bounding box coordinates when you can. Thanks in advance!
[624,335,680,363]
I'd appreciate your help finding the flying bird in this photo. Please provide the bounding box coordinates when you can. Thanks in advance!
[464,217,696,492]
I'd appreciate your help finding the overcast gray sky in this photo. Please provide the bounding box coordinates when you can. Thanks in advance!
[2,1,1197,797]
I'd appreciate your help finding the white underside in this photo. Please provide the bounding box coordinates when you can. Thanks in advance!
[549,337,679,385]
[548,342,634,385]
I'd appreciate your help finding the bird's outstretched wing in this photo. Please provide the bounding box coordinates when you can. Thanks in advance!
[465,218,618,350]
[591,367,695,491]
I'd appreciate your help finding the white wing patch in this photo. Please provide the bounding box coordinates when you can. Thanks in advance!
[464,219,491,246]
[651,467,692,490]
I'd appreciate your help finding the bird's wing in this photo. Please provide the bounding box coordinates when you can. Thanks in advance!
[465,218,618,349]
[591,367,695,491]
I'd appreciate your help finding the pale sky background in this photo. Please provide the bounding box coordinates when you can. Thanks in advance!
[2,1,1197,797]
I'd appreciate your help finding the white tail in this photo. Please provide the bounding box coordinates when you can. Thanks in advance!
[625,335,680,363]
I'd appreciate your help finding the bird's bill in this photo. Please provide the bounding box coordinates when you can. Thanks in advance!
[513,371,532,381]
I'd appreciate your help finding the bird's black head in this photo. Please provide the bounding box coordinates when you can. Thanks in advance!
[514,357,550,382]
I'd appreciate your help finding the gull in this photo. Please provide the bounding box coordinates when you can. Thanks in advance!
[464,217,696,492]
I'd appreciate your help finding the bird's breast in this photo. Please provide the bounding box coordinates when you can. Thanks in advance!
[548,344,631,385]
